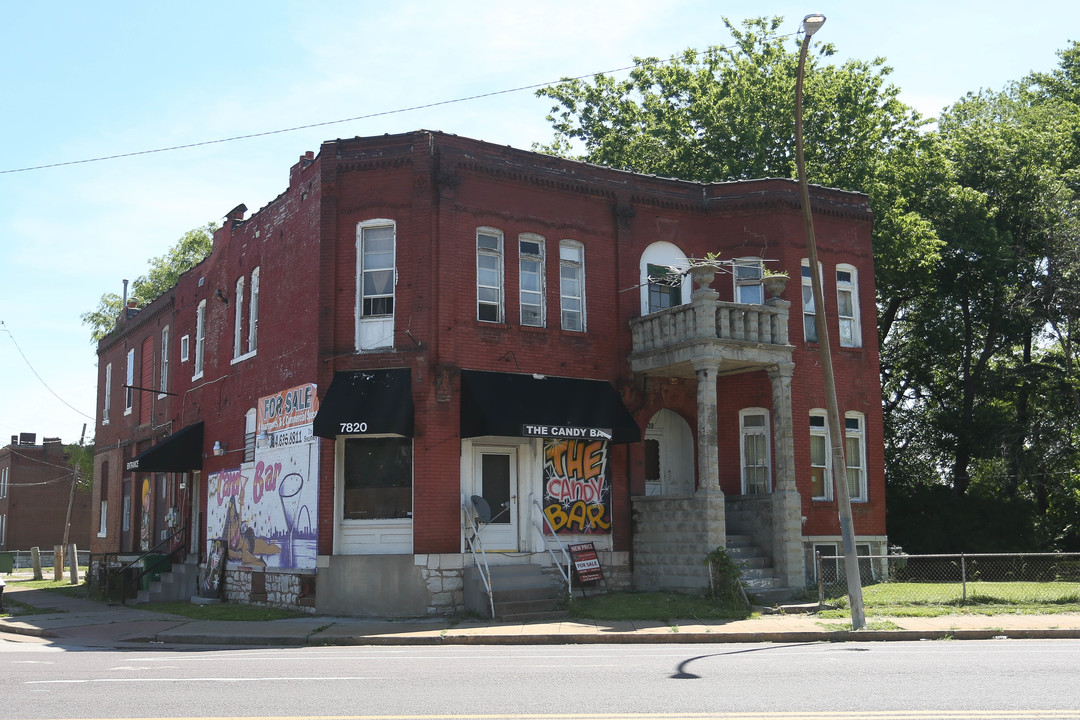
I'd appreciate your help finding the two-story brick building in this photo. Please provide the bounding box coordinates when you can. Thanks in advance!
[91,130,886,616]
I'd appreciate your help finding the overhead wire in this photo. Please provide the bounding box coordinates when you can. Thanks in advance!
[1,322,95,421]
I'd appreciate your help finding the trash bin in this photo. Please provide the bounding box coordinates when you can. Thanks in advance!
[0,551,13,574]
[140,554,171,590]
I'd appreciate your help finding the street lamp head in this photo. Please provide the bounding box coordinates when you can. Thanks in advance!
[802,13,826,37]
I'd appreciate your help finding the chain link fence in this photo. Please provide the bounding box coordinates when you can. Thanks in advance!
[816,552,1080,607]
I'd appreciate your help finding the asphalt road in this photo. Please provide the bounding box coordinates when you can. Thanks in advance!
[3,639,1079,719]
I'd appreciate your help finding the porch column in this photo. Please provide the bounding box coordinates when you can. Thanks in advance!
[767,362,805,588]
[693,359,725,554]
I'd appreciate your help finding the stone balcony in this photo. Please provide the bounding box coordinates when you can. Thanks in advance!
[629,295,793,378]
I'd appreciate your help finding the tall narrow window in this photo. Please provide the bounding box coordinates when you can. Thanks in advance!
[740,409,771,494]
[194,299,206,379]
[103,363,112,424]
[647,263,682,312]
[233,275,246,359]
[244,408,257,463]
[734,258,764,304]
[519,235,545,327]
[560,240,585,332]
[356,220,396,350]
[845,412,867,502]
[809,410,830,500]
[248,267,260,353]
[836,264,860,348]
[159,327,169,397]
[477,228,504,322]
[124,348,135,414]
[801,260,820,343]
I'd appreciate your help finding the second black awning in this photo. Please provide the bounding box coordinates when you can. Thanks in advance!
[313,369,414,439]
[460,370,640,444]
[125,422,204,473]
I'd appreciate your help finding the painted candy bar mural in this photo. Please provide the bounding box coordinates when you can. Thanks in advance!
[206,383,320,569]
[542,438,611,534]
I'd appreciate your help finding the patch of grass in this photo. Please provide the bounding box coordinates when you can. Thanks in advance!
[2,597,57,617]
[568,591,754,622]
[140,601,308,622]
[814,619,902,631]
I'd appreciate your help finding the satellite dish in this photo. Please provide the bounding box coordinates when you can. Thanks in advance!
[470,495,492,524]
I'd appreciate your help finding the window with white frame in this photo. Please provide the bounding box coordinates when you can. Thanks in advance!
[103,363,112,425]
[233,275,246,359]
[814,542,874,583]
[845,412,867,502]
[740,409,771,494]
[1,466,8,498]
[356,220,397,350]
[159,327,169,397]
[477,228,504,322]
[180,335,190,362]
[809,410,829,500]
[560,240,585,331]
[836,264,861,347]
[193,300,206,379]
[124,348,135,414]
[244,408,257,463]
[248,267,260,353]
[1,513,5,545]
[519,234,545,327]
[801,260,821,343]
[734,258,764,304]
[98,501,107,537]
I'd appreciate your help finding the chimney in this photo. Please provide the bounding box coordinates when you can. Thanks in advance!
[19,432,36,446]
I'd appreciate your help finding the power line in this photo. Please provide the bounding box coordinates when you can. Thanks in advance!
[0,34,798,176]
[0,322,94,421]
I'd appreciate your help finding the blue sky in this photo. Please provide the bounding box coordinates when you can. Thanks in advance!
[2,0,1078,446]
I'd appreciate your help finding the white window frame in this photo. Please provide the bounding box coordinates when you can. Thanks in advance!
[518,234,545,327]
[180,335,190,362]
[98,500,108,537]
[845,412,867,502]
[739,408,771,495]
[559,239,586,332]
[814,542,874,583]
[244,408,257,463]
[124,348,135,415]
[103,363,112,425]
[1,466,8,498]
[801,259,823,343]
[836,264,861,348]
[734,257,764,304]
[193,299,206,380]
[355,219,397,350]
[158,327,169,398]
[477,228,504,323]
[233,275,246,360]
[248,267,260,354]
[809,409,830,500]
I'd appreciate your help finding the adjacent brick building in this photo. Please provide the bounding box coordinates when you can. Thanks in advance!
[1,433,91,553]
[91,131,886,615]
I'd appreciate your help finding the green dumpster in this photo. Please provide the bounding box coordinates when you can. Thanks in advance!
[0,551,13,574]
[140,554,171,590]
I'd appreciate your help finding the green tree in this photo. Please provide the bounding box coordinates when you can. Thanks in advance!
[81,223,216,342]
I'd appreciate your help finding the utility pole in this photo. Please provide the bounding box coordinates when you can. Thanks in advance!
[794,12,865,629]
[61,423,86,578]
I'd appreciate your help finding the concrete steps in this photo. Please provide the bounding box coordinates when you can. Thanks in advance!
[133,561,199,604]
[726,534,796,604]
[464,563,568,622]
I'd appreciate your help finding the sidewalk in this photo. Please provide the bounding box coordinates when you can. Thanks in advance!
[3,574,1080,648]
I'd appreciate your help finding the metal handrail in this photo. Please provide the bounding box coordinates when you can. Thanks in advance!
[461,493,495,619]
[531,495,573,599]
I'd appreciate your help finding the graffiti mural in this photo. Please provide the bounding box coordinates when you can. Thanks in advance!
[205,383,319,569]
[542,439,611,534]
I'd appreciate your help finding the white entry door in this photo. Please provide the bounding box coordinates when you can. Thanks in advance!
[473,447,518,551]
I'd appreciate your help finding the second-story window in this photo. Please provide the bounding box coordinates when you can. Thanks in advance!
[159,326,169,397]
[734,258,764,304]
[801,260,820,343]
[836,264,861,348]
[103,363,112,425]
[519,235,545,327]
[477,228,504,322]
[248,267,260,353]
[356,220,396,351]
[124,348,135,414]
[233,275,246,359]
[647,264,682,312]
[194,299,206,379]
[560,240,585,332]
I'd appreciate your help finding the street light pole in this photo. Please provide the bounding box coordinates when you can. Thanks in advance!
[794,12,866,630]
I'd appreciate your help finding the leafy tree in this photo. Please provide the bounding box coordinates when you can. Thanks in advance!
[65,441,94,492]
[81,223,216,342]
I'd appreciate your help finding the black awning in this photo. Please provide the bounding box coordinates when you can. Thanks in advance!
[313,368,414,439]
[126,422,204,473]
[460,370,640,444]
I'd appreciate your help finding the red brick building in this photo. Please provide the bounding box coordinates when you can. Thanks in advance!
[1,434,91,554]
[91,131,885,615]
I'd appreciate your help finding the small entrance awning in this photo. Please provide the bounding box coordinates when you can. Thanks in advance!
[313,368,414,439]
[460,370,640,444]
[125,422,204,473]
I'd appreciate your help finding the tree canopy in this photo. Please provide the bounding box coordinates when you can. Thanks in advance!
[81,223,216,342]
